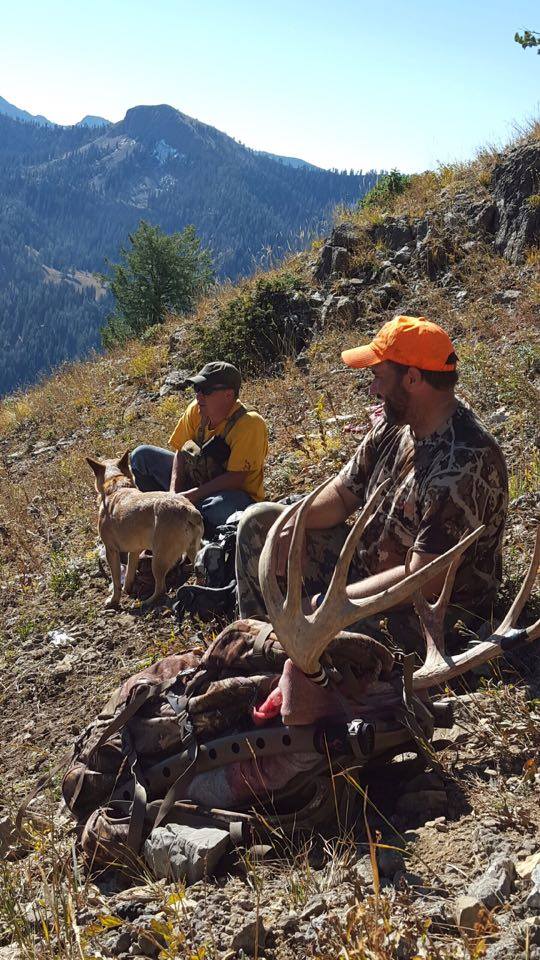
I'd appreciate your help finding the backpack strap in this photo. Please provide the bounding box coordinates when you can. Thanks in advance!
[196,417,209,448]
[220,404,248,440]
[195,404,248,448]
[152,737,199,831]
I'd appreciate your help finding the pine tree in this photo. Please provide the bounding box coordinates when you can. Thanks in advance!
[102,221,213,345]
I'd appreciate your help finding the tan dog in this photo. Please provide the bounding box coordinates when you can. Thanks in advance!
[87,451,204,609]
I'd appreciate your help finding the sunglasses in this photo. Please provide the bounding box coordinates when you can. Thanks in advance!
[195,383,229,396]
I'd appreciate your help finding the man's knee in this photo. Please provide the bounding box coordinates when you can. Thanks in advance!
[130,444,151,476]
[129,444,172,492]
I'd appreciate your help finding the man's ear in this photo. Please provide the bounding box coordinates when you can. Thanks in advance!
[86,456,105,478]
[406,366,423,389]
[117,450,131,475]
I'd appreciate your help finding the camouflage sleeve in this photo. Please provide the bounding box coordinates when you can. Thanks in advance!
[413,447,508,557]
[338,421,385,500]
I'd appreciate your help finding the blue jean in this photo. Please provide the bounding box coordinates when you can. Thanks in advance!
[130,444,254,531]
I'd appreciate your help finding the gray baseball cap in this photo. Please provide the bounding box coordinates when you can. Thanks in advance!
[183,361,241,393]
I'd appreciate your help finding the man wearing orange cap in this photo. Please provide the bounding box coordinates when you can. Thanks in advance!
[236,316,508,651]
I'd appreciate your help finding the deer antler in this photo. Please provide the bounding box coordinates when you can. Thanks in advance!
[412,526,540,691]
[259,476,484,683]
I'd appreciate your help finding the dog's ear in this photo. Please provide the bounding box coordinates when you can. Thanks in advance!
[86,456,106,478]
[116,450,132,476]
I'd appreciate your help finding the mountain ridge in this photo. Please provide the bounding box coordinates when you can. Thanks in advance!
[0,101,379,395]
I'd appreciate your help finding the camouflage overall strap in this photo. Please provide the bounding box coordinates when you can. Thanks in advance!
[195,404,248,447]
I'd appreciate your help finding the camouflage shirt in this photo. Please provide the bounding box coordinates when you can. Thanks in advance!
[338,401,508,615]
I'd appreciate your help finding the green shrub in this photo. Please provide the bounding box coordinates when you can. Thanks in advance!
[190,271,311,374]
[360,170,412,211]
[49,551,82,598]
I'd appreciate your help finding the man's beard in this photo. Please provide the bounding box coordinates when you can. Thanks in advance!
[384,390,409,426]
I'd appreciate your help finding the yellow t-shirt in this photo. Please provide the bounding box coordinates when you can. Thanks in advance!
[169,399,268,501]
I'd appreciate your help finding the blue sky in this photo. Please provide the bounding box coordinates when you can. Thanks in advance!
[1,0,538,172]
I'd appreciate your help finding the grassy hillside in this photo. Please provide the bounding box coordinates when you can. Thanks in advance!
[0,124,538,959]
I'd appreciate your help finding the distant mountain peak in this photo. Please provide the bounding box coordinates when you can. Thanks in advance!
[0,95,53,126]
[76,115,110,128]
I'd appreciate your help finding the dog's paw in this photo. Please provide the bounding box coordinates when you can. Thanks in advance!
[104,598,121,610]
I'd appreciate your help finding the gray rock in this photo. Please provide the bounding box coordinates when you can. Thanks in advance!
[353,854,375,887]
[485,932,522,960]
[415,897,451,931]
[392,245,412,266]
[100,929,132,955]
[468,855,515,909]
[160,369,190,396]
[527,889,540,912]
[300,894,328,920]
[377,282,402,309]
[168,328,185,352]
[454,894,483,930]
[377,847,405,878]
[321,294,357,324]
[526,916,540,946]
[137,927,164,958]
[314,242,352,281]
[335,295,358,323]
[372,217,413,250]
[230,914,266,955]
[474,202,497,233]
[489,406,509,425]
[492,289,522,304]
[517,852,540,880]
[332,246,351,276]
[144,823,229,884]
[331,221,361,252]
[493,140,540,262]
[525,864,540,912]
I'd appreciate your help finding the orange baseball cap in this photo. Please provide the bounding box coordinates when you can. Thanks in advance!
[341,315,457,372]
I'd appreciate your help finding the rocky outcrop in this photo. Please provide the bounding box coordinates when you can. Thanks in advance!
[314,221,361,282]
[492,140,540,262]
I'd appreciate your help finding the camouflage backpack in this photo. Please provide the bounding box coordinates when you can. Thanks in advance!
[61,620,287,867]
[59,618,400,872]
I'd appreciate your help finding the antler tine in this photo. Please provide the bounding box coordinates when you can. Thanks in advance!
[325,480,390,595]
[320,525,485,630]
[303,526,486,680]
[259,478,337,632]
[413,524,540,691]
[407,533,472,681]
[498,525,540,633]
[285,477,337,614]
[258,495,306,623]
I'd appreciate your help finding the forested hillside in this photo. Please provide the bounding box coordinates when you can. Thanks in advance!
[0,104,380,394]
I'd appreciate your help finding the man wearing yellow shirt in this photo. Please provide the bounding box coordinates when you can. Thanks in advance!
[130,362,268,533]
